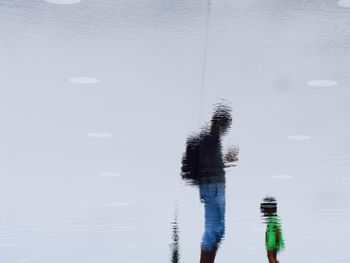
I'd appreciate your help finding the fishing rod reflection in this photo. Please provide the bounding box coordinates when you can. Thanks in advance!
[180,103,238,263]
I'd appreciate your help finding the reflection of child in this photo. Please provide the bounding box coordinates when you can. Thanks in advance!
[260,197,285,263]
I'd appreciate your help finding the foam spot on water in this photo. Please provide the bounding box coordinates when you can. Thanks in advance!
[1,243,16,248]
[286,135,311,141]
[87,132,112,138]
[69,77,99,84]
[338,0,350,7]
[123,244,138,248]
[272,174,292,179]
[99,172,120,177]
[307,79,338,87]
[110,202,128,207]
[45,0,81,4]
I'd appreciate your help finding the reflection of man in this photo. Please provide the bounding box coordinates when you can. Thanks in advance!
[181,104,238,263]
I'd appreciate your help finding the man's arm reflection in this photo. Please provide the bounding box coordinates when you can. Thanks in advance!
[181,103,238,263]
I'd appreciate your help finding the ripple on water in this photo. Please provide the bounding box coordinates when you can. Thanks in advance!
[338,0,350,7]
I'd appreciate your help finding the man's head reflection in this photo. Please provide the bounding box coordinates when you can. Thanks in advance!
[210,104,232,137]
[181,103,238,263]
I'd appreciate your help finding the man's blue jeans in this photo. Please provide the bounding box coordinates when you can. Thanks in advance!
[199,182,226,251]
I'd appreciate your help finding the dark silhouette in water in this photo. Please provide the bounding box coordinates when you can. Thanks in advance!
[170,205,180,263]
[181,103,238,263]
[260,197,285,263]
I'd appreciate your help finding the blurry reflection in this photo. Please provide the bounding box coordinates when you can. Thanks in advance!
[260,197,285,263]
[170,205,180,263]
[181,103,238,263]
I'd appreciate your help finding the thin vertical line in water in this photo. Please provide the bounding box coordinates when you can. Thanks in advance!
[188,0,212,260]
[198,0,212,125]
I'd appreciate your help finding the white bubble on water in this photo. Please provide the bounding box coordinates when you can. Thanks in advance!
[69,77,100,84]
[99,172,120,177]
[87,132,112,138]
[1,243,16,248]
[110,202,128,207]
[45,0,81,4]
[272,174,293,179]
[307,79,338,87]
[286,135,312,141]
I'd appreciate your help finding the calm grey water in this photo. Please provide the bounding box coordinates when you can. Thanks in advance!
[1,0,350,262]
